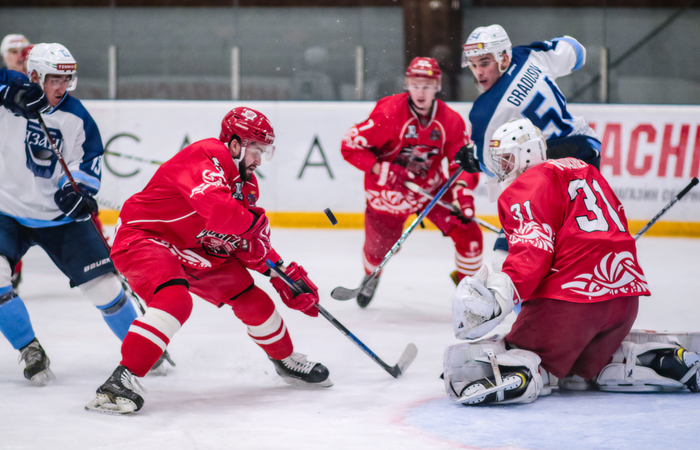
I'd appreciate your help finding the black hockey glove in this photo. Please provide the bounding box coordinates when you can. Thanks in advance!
[54,183,98,221]
[0,79,51,120]
[454,143,482,174]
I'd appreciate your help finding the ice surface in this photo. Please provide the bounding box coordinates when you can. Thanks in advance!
[1,228,699,449]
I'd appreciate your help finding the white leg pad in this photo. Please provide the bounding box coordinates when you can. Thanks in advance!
[444,336,543,404]
[596,330,700,392]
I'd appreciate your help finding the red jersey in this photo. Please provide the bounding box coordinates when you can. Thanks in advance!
[341,93,479,216]
[499,158,651,303]
[112,138,279,270]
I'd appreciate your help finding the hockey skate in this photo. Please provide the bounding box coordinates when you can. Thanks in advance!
[357,275,380,308]
[147,349,176,376]
[458,369,531,406]
[85,365,146,415]
[643,347,700,392]
[19,338,55,385]
[270,352,333,388]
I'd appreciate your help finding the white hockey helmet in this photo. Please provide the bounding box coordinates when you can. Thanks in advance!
[1,34,30,58]
[488,118,547,185]
[27,43,78,91]
[462,24,512,72]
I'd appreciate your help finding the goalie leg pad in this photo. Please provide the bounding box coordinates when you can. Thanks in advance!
[444,336,543,405]
[596,333,700,393]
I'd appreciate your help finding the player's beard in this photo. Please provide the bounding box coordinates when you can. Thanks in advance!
[239,160,255,182]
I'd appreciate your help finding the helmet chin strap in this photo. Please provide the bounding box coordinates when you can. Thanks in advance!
[233,146,246,166]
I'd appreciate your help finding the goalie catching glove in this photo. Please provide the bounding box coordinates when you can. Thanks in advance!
[270,262,319,317]
[452,265,518,340]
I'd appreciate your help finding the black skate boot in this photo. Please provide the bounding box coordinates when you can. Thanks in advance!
[641,347,700,392]
[270,352,333,388]
[19,338,55,385]
[85,365,146,415]
[357,275,380,308]
[459,369,531,406]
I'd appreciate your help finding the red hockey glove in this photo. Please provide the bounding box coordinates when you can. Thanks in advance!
[375,161,410,192]
[451,181,475,224]
[269,262,319,317]
[236,207,272,267]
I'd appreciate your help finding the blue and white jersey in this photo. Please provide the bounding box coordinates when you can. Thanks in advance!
[0,69,103,227]
[469,37,599,178]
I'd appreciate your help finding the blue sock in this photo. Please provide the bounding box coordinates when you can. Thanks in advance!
[0,285,36,350]
[96,289,138,341]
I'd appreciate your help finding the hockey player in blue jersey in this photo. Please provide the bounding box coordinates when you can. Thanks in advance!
[0,43,141,385]
[456,25,602,269]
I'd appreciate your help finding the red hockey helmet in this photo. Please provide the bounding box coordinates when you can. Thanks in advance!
[219,107,276,159]
[406,57,442,88]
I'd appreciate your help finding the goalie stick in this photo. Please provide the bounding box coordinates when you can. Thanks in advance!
[634,177,698,240]
[38,115,176,369]
[331,168,464,301]
[404,181,500,234]
[266,260,418,379]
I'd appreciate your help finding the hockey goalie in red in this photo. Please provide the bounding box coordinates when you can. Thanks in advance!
[86,107,331,415]
[443,118,699,406]
[341,56,483,307]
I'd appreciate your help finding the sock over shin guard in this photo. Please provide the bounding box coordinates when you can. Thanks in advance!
[0,286,35,350]
[229,285,293,360]
[120,284,192,377]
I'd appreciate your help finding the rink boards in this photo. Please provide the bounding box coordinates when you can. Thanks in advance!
[88,100,700,237]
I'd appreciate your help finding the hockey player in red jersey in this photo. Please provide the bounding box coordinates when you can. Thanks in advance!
[86,107,331,415]
[444,118,699,405]
[341,57,483,308]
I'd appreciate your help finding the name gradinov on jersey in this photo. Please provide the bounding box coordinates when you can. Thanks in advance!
[84,258,111,273]
[506,64,543,106]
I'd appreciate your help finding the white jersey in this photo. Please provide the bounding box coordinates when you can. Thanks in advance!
[469,37,599,178]
[0,69,103,227]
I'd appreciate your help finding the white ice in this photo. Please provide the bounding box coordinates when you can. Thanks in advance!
[1,228,699,450]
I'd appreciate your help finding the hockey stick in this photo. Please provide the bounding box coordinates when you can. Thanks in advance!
[331,168,465,301]
[38,115,176,368]
[266,260,418,379]
[105,150,164,166]
[404,181,500,234]
[37,118,145,309]
[634,177,699,240]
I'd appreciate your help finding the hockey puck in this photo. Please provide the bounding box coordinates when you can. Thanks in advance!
[324,208,338,226]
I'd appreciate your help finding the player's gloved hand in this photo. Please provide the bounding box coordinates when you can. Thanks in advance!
[374,161,410,192]
[451,181,475,224]
[1,79,51,120]
[454,143,482,174]
[270,262,319,317]
[236,206,272,266]
[54,183,98,221]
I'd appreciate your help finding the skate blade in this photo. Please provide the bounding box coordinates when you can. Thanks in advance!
[456,378,520,405]
[279,376,334,389]
[29,368,56,386]
[85,394,139,415]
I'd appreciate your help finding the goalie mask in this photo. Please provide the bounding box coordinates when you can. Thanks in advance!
[27,43,78,91]
[219,107,276,165]
[462,24,512,74]
[488,118,547,186]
